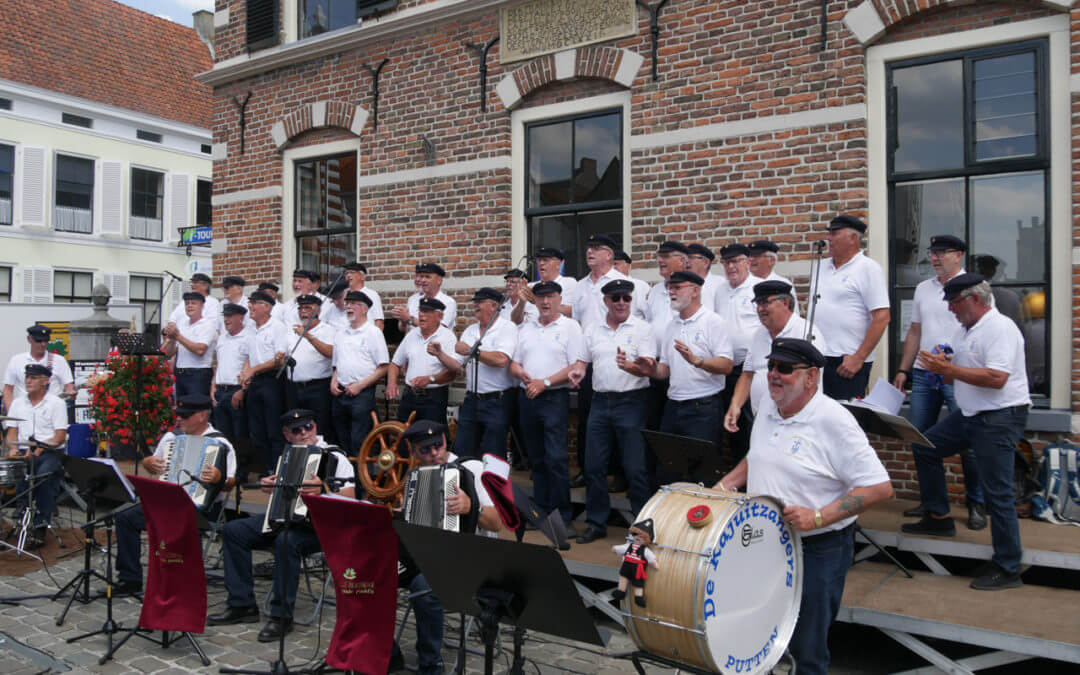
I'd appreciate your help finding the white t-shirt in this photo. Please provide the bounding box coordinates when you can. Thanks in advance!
[169,295,221,327]
[949,308,1031,416]
[530,275,579,306]
[658,306,732,400]
[288,321,336,382]
[811,251,890,359]
[747,392,891,535]
[714,273,765,365]
[174,316,218,369]
[406,291,458,331]
[321,303,350,330]
[247,319,291,367]
[4,351,74,400]
[344,285,385,323]
[572,268,646,330]
[153,425,237,505]
[391,326,458,388]
[3,393,68,442]
[582,315,655,393]
[278,293,329,329]
[743,314,824,414]
[909,272,964,354]
[513,315,585,387]
[701,273,723,313]
[456,317,518,394]
[332,321,390,386]
[214,327,252,385]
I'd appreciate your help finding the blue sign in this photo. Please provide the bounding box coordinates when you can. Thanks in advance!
[180,226,212,246]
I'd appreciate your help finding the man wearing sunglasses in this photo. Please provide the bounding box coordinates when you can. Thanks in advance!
[714,338,893,675]
[209,409,356,641]
[114,393,236,596]
[3,324,75,410]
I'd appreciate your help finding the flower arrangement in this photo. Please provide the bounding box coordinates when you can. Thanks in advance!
[87,351,176,449]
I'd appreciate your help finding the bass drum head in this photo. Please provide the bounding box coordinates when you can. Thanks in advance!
[702,496,802,674]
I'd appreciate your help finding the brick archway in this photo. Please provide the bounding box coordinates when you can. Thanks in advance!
[496,45,644,110]
[842,0,1074,45]
[269,100,370,151]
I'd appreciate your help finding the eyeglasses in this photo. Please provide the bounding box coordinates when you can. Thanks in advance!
[665,283,692,291]
[753,296,783,307]
[767,360,814,375]
[721,257,747,266]
[608,294,634,303]
[286,422,315,433]
[176,410,196,419]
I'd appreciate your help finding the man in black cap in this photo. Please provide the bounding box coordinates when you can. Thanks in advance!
[812,215,890,400]
[453,288,517,459]
[3,324,74,410]
[209,410,355,641]
[3,363,69,548]
[113,393,236,595]
[500,269,538,325]
[330,290,389,455]
[644,241,690,434]
[342,262,384,330]
[320,278,351,330]
[168,272,221,326]
[519,247,576,317]
[279,269,326,329]
[388,297,460,425]
[213,303,253,465]
[239,290,290,471]
[218,276,253,332]
[904,274,1030,591]
[613,249,651,301]
[893,235,985,530]
[285,295,336,443]
[747,240,799,314]
[686,243,722,310]
[392,263,457,333]
[163,290,218,398]
[258,281,288,324]
[714,338,893,675]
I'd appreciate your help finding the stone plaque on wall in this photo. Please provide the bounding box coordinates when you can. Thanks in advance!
[500,0,638,64]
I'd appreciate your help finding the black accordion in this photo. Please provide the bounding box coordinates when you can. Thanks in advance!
[261,444,338,533]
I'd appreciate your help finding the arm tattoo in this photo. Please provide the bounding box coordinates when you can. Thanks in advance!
[838,494,865,516]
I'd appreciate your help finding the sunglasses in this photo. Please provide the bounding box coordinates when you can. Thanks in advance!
[767,360,814,375]
[176,410,196,419]
[608,294,634,303]
[286,422,315,433]
[415,441,445,455]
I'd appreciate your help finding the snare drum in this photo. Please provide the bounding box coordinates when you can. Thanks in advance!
[624,483,803,674]
[0,458,27,487]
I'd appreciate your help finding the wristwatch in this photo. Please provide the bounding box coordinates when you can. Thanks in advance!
[543,378,552,388]
[813,509,823,529]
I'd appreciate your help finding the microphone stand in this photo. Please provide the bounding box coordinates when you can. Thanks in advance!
[148,272,182,337]
[275,270,348,382]
[804,240,827,342]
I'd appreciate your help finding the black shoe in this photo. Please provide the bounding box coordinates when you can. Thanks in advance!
[967,502,988,531]
[634,596,647,608]
[253,560,276,578]
[569,473,586,489]
[113,579,143,596]
[611,589,625,601]
[576,526,607,544]
[387,650,405,673]
[257,617,294,642]
[970,564,1022,591]
[902,504,927,518]
[207,605,260,626]
[900,515,956,537]
[608,475,628,494]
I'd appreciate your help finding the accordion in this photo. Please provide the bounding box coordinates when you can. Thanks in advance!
[262,445,334,534]
[159,433,228,509]
[403,464,461,533]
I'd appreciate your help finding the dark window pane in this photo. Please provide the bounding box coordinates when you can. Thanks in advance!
[893,60,964,173]
[973,52,1037,162]
[0,267,10,301]
[892,178,966,287]
[0,144,12,225]
[528,121,572,208]
[1008,285,1048,397]
[573,114,621,203]
[197,179,212,226]
[969,171,1044,285]
[296,155,356,232]
[527,209,621,279]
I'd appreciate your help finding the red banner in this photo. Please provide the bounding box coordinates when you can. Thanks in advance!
[303,495,397,674]
[128,475,207,634]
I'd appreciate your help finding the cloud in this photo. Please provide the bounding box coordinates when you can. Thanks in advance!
[174,0,214,9]
[156,13,175,22]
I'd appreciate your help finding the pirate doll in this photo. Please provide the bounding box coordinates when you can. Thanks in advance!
[611,518,659,607]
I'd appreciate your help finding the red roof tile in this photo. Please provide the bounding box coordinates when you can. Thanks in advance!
[0,0,213,129]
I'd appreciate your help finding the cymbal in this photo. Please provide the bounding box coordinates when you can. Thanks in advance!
[0,415,25,422]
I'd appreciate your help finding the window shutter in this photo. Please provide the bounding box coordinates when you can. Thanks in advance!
[99,160,124,235]
[22,266,52,303]
[104,272,129,304]
[246,0,279,52]
[168,280,183,316]
[18,146,46,227]
[169,173,190,242]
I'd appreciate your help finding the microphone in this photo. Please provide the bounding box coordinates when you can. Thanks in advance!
[164,270,184,281]
[181,469,211,488]
[813,240,827,250]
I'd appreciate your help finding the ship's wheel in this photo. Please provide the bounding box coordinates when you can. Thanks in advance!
[356,411,417,507]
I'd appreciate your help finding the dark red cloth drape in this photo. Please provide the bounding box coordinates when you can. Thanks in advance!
[303,495,397,674]
[128,475,207,633]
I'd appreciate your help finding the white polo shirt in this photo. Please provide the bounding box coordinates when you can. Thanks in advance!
[747,392,891,535]
[392,325,458,388]
[658,306,732,400]
[279,293,329,329]
[339,285,384,323]
[812,251,890,359]
[499,298,539,324]
[456,317,518,394]
[743,314,824,414]
[714,273,765,365]
[582,315,655,393]
[214,327,252,385]
[701,273,723,313]
[218,296,254,333]
[248,319,291,367]
[910,271,964,354]
[332,320,390,385]
[407,291,458,331]
[572,269,646,329]
[513,315,585,388]
[530,275,578,305]
[174,316,218,369]
[153,425,238,505]
[4,351,74,400]
[764,271,799,313]
[448,452,498,538]
[3,393,68,442]
[169,295,221,327]
[321,303,350,330]
[289,321,336,382]
[949,308,1031,416]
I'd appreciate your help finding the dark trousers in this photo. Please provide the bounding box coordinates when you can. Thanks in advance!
[788,524,855,675]
[116,501,222,583]
[15,451,63,527]
[644,378,668,485]
[391,573,444,675]
[506,389,529,467]
[397,386,449,427]
[331,387,377,457]
[913,406,1027,574]
[175,368,213,399]
[584,391,650,530]
[718,364,751,463]
[286,378,334,444]
[247,376,285,472]
[213,385,249,445]
[907,369,982,505]
[455,391,510,459]
[574,367,593,476]
[519,388,571,523]
[221,514,322,619]
[822,357,872,401]
[657,393,722,486]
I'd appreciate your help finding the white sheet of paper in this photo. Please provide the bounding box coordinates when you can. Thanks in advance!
[860,377,905,415]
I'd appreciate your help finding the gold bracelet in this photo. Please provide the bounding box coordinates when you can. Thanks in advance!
[813,509,823,528]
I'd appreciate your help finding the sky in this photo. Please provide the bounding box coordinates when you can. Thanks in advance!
[115,0,213,27]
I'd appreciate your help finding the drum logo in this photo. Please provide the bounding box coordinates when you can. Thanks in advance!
[740,523,764,547]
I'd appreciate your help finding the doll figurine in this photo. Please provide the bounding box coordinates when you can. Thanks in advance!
[611,518,659,607]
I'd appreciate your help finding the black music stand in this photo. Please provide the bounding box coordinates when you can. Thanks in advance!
[641,429,723,485]
[395,521,603,675]
[112,332,164,474]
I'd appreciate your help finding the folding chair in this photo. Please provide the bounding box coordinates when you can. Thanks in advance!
[260,550,335,626]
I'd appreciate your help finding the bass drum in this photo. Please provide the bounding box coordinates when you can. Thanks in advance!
[624,483,802,674]
[0,458,26,488]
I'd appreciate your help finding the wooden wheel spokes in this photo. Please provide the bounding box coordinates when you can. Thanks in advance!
[355,411,419,503]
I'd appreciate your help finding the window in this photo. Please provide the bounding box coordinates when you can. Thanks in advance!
[130,168,164,240]
[201,144,212,155]
[246,0,279,51]
[136,129,162,143]
[299,0,399,39]
[525,109,622,278]
[196,179,212,227]
[888,40,1049,399]
[0,267,11,302]
[130,275,163,340]
[53,271,93,303]
[54,155,94,233]
[295,153,356,285]
[0,98,11,111]
[62,113,92,128]
[0,144,12,225]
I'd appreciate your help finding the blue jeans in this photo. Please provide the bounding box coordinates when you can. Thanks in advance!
[788,525,854,675]
[657,393,721,485]
[175,368,213,399]
[907,369,982,505]
[518,388,571,523]
[913,406,1027,574]
[115,501,222,583]
[331,387,376,457]
[585,391,650,529]
[392,573,444,675]
[455,391,510,460]
[15,450,63,527]
[221,514,322,619]
[398,387,449,427]
[822,357,871,401]
[247,376,285,472]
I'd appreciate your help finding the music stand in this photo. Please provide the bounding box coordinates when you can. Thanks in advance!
[394,522,602,675]
[112,332,164,475]
[640,429,723,485]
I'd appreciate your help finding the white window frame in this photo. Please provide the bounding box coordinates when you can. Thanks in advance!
[0,264,12,302]
[866,15,1071,409]
[52,267,95,303]
[129,163,167,242]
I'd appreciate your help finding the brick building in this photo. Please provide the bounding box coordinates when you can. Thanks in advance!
[199,0,1078,498]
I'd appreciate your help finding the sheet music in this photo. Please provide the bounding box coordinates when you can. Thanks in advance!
[89,457,137,501]
[852,377,905,415]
